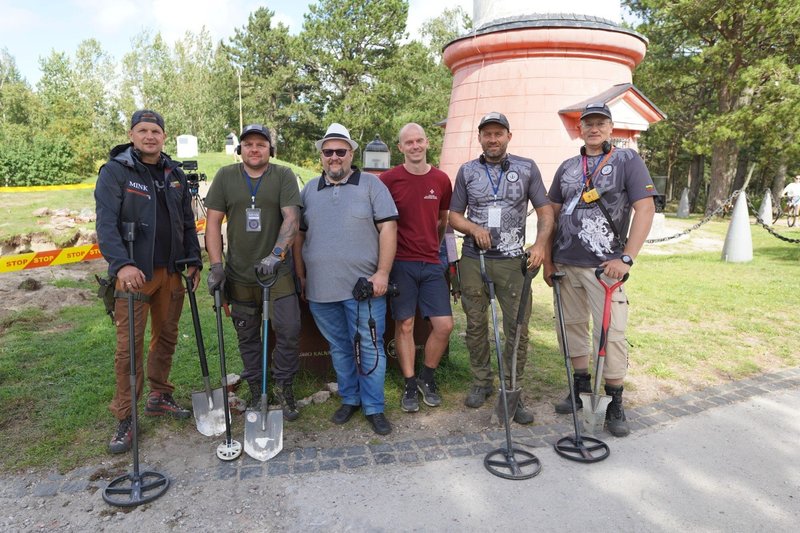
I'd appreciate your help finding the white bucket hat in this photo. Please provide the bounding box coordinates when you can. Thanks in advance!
[315,122,359,151]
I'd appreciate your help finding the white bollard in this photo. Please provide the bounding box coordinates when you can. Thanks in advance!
[677,188,690,218]
[721,192,753,263]
[757,189,772,225]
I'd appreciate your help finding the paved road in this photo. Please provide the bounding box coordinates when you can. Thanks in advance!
[2,370,798,532]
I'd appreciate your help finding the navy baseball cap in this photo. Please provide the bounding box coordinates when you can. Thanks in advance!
[130,109,165,132]
[580,103,613,121]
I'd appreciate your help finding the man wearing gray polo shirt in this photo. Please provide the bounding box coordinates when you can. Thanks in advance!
[293,123,399,436]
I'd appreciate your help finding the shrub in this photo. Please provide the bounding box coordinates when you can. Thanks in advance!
[0,126,83,187]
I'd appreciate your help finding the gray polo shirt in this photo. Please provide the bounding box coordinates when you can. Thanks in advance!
[300,168,399,302]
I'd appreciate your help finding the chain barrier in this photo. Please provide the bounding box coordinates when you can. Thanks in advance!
[747,198,800,244]
[644,190,740,244]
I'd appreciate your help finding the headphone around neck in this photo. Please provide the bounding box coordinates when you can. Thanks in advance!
[580,141,612,156]
[479,154,510,171]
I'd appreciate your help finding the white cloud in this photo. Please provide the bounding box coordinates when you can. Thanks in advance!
[0,1,37,32]
[73,0,140,33]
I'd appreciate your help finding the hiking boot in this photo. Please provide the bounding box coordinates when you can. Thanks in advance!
[248,381,262,409]
[108,416,133,454]
[554,372,592,414]
[145,392,191,419]
[274,382,300,422]
[417,379,442,407]
[401,383,420,413]
[366,413,392,435]
[604,384,630,437]
[464,385,493,408]
[513,398,534,425]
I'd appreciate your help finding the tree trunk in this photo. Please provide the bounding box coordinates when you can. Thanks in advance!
[731,154,749,193]
[705,138,739,216]
[689,154,705,213]
[771,161,788,211]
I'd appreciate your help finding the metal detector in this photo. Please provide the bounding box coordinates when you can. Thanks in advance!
[491,255,539,425]
[244,272,283,461]
[479,251,542,480]
[103,222,170,507]
[176,258,226,437]
[213,288,242,461]
[579,268,629,434]
[551,272,609,463]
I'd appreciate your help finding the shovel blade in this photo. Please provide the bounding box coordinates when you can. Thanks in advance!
[579,392,611,434]
[244,408,283,461]
[192,388,226,437]
[490,387,521,426]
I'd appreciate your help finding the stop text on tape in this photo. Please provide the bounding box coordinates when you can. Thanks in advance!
[0,244,103,273]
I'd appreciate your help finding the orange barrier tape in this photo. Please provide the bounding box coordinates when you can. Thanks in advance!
[0,244,104,273]
[1,219,207,273]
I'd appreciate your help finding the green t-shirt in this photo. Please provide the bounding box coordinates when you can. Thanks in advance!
[204,163,302,297]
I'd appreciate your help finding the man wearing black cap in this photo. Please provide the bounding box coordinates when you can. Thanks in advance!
[204,124,303,421]
[543,103,656,437]
[95,109,202,454]
[449,112,554,424]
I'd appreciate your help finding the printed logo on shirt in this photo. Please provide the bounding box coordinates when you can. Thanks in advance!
[424,189,439,200]
[506,171,519,183]
[600,165,613,176]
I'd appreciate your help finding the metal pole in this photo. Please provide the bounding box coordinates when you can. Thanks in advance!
[237,67,243,134]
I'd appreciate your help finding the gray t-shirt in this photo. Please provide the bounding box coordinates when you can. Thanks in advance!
[300,169,399,303]
[548,148,655,266]
[450,153,550,259]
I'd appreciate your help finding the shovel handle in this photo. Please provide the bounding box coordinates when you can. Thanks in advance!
[594,268,628,359]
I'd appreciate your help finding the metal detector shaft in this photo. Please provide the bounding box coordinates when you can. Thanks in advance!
[122,223,141,477]
[214,289,235,445]
[552,273,584,442]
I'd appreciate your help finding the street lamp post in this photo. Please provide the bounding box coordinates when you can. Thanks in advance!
[236,66,243,134]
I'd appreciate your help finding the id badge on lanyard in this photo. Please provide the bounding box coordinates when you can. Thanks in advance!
[243,167,265,232]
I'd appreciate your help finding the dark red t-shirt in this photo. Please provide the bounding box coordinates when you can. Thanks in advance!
[381,165,452,263]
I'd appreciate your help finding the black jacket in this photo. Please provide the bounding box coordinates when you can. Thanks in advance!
[95,143,202,279]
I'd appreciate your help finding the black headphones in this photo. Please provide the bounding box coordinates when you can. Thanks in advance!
[479,154,510,171]
[235,142,275,157]
[236,125,275,157]
[580,141,612,156]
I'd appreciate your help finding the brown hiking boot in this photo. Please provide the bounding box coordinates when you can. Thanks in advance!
[145,392,191,419]
[108,416,133,454]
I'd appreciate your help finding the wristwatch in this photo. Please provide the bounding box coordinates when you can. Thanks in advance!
[620,254,634,266]
[272,246,286,261]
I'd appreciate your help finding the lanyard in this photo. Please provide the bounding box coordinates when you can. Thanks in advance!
[482,163,504,202]
[242,166,266,208]
[581,148,614,190]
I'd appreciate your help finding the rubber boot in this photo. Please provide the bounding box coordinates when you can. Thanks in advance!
[274,382,300,421]
[604,384,630,437]
[248,380,262,409]
[554,372,591,414]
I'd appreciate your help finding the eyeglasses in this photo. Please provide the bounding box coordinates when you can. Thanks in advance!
[322,148,349,158]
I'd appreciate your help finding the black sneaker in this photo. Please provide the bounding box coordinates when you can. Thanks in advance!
[145,392,191,419]
[401,384,420,413]
[331,404,360,424]
[417,379,442,407]
[464,385,493,408]
[366,413,392,435]
[108,416,132,454]
[274,383,300,422]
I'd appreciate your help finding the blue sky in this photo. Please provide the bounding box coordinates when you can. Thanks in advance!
[1,0,471,85]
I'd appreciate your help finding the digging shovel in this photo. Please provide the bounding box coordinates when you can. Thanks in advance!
[580,268,628,434]
[244,271,283,462]
[176,258,226,437]
[491,255,539,425]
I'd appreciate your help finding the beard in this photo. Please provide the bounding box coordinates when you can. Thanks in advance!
[326,166,348,181]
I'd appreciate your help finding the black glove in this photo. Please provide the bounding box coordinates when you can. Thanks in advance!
[255,254,282,277]
[207,262,226,296]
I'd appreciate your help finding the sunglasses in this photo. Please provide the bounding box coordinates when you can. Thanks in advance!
[322,148,349,158]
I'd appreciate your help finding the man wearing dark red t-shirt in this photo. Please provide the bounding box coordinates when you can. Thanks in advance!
[380,123,454,413]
